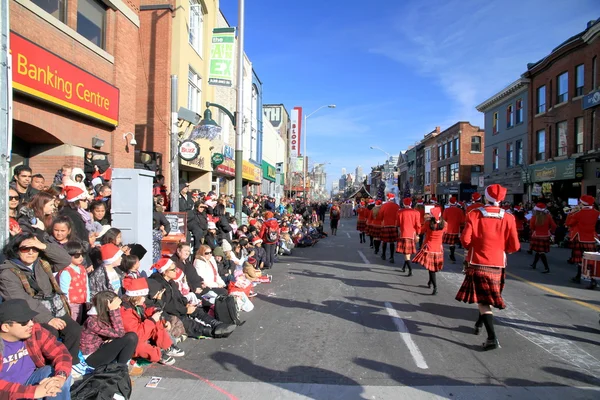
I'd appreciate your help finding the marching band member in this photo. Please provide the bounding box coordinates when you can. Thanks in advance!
[529,203,556,273]
[365,199,376,248]
[412,207,446,294]
[372,200,384,255]
[378,193,400,263]
[442,196,465,263]
[415,198,426,250]
[397,198,421,275]
[566,195,600,285]
[356,200,367,244]
[466,192,484,214]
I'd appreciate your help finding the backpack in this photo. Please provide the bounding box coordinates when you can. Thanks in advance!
[266,226,279,242]
[214,294,243,326]
[331,209,340,218]
[70,363,132,400]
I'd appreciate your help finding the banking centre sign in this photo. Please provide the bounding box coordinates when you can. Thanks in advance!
[11,32,120,126]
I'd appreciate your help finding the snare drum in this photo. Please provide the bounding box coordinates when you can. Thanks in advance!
[582,252,600,279]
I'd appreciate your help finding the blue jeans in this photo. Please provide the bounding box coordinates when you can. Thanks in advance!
[25,365,72,400]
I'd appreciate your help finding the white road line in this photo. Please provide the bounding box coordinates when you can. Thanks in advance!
[346,232,351,238]
[358,250,370,264]
[384,302,429,370]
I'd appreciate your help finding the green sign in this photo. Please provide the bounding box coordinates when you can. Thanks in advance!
[262,161,276,182]
[211,153,224,166]
[528,159,582,183]
[208,28,235,87]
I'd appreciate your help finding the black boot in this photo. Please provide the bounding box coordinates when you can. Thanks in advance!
[369,236,374,248]
[449,246,456,263]
[402,260,407,272]
[531,253,540,269]
[374,240,381,255]
[474,314,483,335]
[407,262,413,277]
[540,254,550,273]
[381,242,387,260]
[430,271,437,295]
[481,314,499,350]
[389,242,396,263]
[572,265,582,283]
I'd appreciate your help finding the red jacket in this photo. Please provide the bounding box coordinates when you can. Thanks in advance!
[373,206,384,227]
[366,208,375,226]
[461,206,520,267]
[442,206,465,234]
[397,208,421,239]
[357,207,368,222]
[415,205,425,224]
[80,309,126,356]
[420,222,446,253]
[259,219,280,244]
[329,206,341,221]
[378,202,400,227]
[0,324,72,400]
[466,202,484,214]
[529,214,557,238]
[121,303,162,343]
[566,207,600,243]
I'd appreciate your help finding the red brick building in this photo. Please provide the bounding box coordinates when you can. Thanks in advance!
[522,18,600,201]
[9,0,140,180]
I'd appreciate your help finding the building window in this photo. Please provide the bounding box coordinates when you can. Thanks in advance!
[506,143,514,167]
[77,0,107,48]
[537,85,546,114]
[438,145,442,161]
[516,140,523,165]
[575,64,584,97]
[537,130,546,161]
[32,0,66,22]
[438,166,447,183]
[492,148,499,170]
[189,0,204,55]
[425,149,430,163]
[447,142,451,157]
[425,171,430,185]
[187,68,202,113]
[493,112,499,134]
[454,138,459,155]
[556,121,567,156]
[506,105,514,128]
[593,111,597,150]
[471,136,481,152]
[593,57,598,90]
[515,99,523,125]
[557,72,568,104]
[575,117,584,153]
[450,162,459,181]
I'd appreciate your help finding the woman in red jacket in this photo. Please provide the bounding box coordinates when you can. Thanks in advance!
[356,200,367,243]
[529,203,556,273]
[412,207,446,295]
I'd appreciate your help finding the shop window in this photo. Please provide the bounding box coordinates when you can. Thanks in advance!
[575,64,584,97]
[438,166,447,183]
[557,72,568,104]
[32,0,66,22]
[77,0,107,49]
[450,162,459,181]
[471,136,481,152]
[575,117,584,153]
[537,85,546,114]
[493,112,499,134]
[556,121,567,156]
[516,140,523,165]
[506,143,514,167]
[536,129,546,161]
[516,99,523,124]
[492,148,499,170]
[189,0,204,55]
[506,105,514,128]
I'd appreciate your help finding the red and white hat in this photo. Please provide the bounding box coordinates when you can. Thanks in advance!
[514,205,522,212]
[173,268,185,282]
[472,193,482,202]
[368,199,375,205]
[375,200,382,206]
[416,198,424,205]
[386,193,395,200]
[207,222,217,230]
[533,202,546,212]
[64,186,87,203]
[449,196,457,205]
[430,196,438,204]
[402,198,412,207]
[100,243,123,265]
[431,207,442,222]
[252,236,263,244]
[580,195,595,206]
[122,277,149,297]
[484,184,507,206]
[154,258,174,273]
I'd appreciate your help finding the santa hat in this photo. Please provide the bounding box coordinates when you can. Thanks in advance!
[533,203,546,212]
[281,227,290,233]
[430,196,437,204]
[449,196,457,205]
[484,184,507,206]
[252,237,263,245]
[514,205,522,212]
[386,193,395,200]
[402,198,412,207]
[472,193,482,202]
[122,278,149,297]
[64,186,87,203]
[431,207,442,222]
[100,243,123,265]
[580,195,595,206]
[207,222,217,230]
[375,200,382,206]
[154,258,174,273]
[368,199,375,205]
[173,268,185,282]
[416,198,424,205]
[249,219,258,226]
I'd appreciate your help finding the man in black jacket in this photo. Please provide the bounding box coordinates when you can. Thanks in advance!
[187,202,208,254]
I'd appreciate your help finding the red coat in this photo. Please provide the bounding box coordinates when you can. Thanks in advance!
[466,202,484,214]
[415,205,425,224]
[461,206,520,268]
[357,207,367,222]
[259,219,280,244]
[442,206,465,234]
[529,214,557,238]
[565,207,600,243]
[121,304,162,343]
[420,222,446,253]
[397,208,421,239]
[373,206,384,226]
[379,201,400,227]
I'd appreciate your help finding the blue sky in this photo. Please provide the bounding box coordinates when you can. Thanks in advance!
[219,0,600,191]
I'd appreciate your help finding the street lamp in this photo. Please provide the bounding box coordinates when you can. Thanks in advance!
[303,104,336,202]
[370,145,391,158]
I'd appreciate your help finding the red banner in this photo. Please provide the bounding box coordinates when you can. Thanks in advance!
[11,32,120,126]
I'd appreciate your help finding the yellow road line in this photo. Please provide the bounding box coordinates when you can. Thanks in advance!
[449,248,600,313]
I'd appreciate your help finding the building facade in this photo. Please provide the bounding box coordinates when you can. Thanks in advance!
[476,78,530,203]
[414,143,425,198]
[422,127,440,201]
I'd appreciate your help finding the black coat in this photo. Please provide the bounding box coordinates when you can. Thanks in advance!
[153,211,171,234]
[179,194,194,213]
[149,272,188,318]
[58,206,89,243]
[204,233,220,250]
[216,215,232,241]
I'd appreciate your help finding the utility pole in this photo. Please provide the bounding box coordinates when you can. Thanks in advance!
[0,0,11,246]
[170,75,179,212]
[234,0,245,223]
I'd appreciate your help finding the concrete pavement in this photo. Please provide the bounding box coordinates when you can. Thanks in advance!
[131,217,600,400]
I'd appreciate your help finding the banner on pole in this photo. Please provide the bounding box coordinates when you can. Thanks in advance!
[208,28,235,87]
[290,107,303,157]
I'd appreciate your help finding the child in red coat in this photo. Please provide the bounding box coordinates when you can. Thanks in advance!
[412,207,447,295]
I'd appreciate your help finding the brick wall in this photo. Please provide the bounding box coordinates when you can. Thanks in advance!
[458,122,485,183]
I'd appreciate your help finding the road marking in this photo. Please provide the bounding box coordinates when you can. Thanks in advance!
[358,250,370,264]
[165,364,240,400]
[346,232,351,238]
[384,302,429,370]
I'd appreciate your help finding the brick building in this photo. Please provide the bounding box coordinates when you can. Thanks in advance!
[10,0,140,180]
[522,18,600,201]
[434,122,485,202]
[422,126,440,201]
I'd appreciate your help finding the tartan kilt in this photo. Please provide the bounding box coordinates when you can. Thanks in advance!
[455,265,506,309]
[379,226,400,243]
[442,233,460,246]
[396,238,416,254]
[530,235,550,253]
[413,248,444,272]
[370,225,382,239]
[570,239,597,264]
[357,220,367,232]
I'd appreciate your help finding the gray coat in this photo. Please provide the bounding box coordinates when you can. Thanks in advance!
[0,243,71,323]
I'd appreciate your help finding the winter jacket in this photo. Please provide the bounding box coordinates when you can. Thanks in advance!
[58,206,89,243]
[216,215,232,241]
[148,273,188,318]
[187,209,207,239]
[193,258,225,288]
[0,324,72,400]
[88,266,124,298]
[153,211,171,234]
[204,233,220,250]
[259,219,280,245]
[253,246,266,269]
[120,302,160,343]
[171,254,203,293]
[8,182,38,204]
[80,309,126,356]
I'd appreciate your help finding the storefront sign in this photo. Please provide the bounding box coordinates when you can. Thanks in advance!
[529,159,581,182]
[290,107,303,157]
[208,28,235,87]
[215,158,235,177]
[179,140,200,161]
[262,161,276,182]
[223,145,234,159]
[583,89,600,110]
[211,153,224,166]
[242,160,261,183]
[10,32,119,126]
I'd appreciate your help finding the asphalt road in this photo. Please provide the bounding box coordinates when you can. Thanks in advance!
[132,217,600,400]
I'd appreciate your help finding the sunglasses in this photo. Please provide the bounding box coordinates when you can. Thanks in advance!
[71,253,84,258]
[9,320,31,327]
[204,251,212,255]
[9,196,19,201]
[19,246,40,253]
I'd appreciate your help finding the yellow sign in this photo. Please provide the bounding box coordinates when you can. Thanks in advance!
[242,160,262,183]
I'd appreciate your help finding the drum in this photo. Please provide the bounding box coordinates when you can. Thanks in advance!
[582,252,600,279]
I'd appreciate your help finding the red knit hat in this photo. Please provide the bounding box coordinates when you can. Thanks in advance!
[100,244,123,265]
[449,196,457,205]
[64,186,86,203]
[580,195,595,206]
[431,207,442,221]
[375,200,382,206]
[386,193,395,200]
[402,198,412,207]
[122,277,149,297]
[154,258,174,273]
[252,237,263,244]
[249,219,258,226]
[484,184,507,205]
[472,193,482,202]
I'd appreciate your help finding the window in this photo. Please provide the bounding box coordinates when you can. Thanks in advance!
[575,117,584,153]
[441,145,446,159]
[425,171,431,185]
[594,57,598,89]
[516,140,523,165]
[438,166,447,183]
[187,68,202,113]
[537,85,546,114]
[77,0,106,48]
[493,112,499,134]
[446,142,451,157]
[536,129,546,161]
[471,136,481,152]
[506,105,514,128]
[438,145,442,161]
[189,0,204,55]
[516,99,523,124]
[556,121,567,156]
[32,0,66,22]
[425,149,431,163]
[557,72,568,104]
[575,64,584,97]
[492,148,499,170]
[450,162,459,181]
[454,138,459,155]
[506,143,514,167]
[593,111,597,150]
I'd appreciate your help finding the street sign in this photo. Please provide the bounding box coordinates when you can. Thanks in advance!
[179,140,200,161]
[208,28,235,87]
[211,153,224,166]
